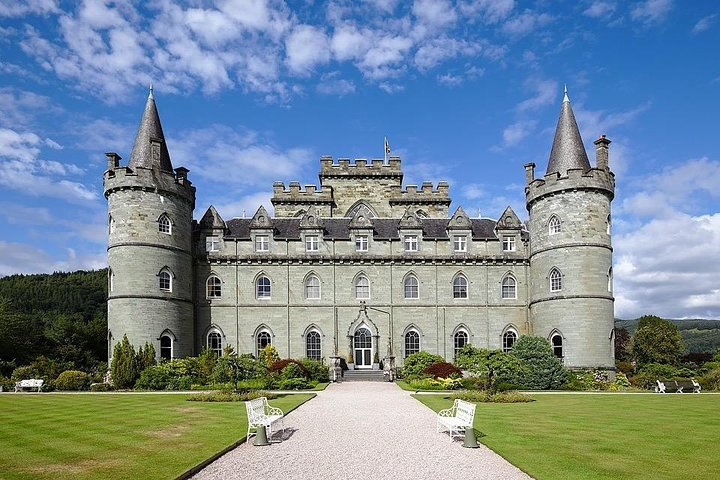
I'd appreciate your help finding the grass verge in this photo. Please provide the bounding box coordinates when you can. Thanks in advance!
[415,393,720,479]
[0,393,314,480]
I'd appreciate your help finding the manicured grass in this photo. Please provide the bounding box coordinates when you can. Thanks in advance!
[415,393,720,480]
[395,380,452,392]
[0,393,314,480]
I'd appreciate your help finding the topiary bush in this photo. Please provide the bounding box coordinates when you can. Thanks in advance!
[421,362,462,379]
[400,351,444,379]
[54,370,90,391]
[510,336,566,390]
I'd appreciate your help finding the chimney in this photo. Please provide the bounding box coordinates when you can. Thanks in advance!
[593,135,611,171]
[106,152,121,171]
[524,163,535,185]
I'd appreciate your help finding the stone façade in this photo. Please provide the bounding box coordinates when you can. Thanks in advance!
[104,90,616,371]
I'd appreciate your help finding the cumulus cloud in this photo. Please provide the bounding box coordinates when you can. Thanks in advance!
[583,1,617,18]
[0,0,59,17]
[458,0,515,24]
[502,10,552,37]
[630,0,673,26]
[316,72,356,96]
[517,79,558,112]
[502,120,537,147]
[285,24,331,75]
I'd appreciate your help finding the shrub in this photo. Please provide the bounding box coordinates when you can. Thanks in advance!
[422,362,462,379]
[55,370,90,391]
[90,382,114,392]
[198,348,218,381]
[111,335,139,389]
[11,356,72,388]
[430,377,464,389]
[0,375,14,391]
[136,342,156,372]
[276,377,315,390]
[450,390,534,403]
[632,315,684,366]
[298,358,329,382]
[280,363,307,380]
[258,344,279,368]
[510,336,566,390]
[699,367,720,391]
[400,351,444,379]
[212,354,265,384]
[135,358,204,390]
[630,363,697,390]
[268,359,308,377]
[187,390,277,402]
[615,360,634,375]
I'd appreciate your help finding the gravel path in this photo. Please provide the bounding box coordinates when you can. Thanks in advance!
[192,382,532,480]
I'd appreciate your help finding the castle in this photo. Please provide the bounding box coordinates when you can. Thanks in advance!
[104,89,616,372]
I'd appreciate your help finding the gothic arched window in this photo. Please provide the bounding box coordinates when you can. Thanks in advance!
[355,275,370,299]
[453,329,468,359]
[207,330,222,356]
[452,274,468,299]
[305,275,320,300]
[159,269,172,292]
[503,330,518,352]
[551,333,563,359]
[306,330,321,360]
[405,330,420,358]
[548,215,561,235]
[501,275,517,299]
[404,275,419,299]
[256,275,271,299]
[158,214,171,234]
[206,275,222,298]
[549,268,562,292]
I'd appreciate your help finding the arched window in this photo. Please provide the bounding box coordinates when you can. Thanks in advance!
[549,268,562,292]
[257,330,272,354]
[108,214,115,235]
[608,267,613,293]
[501,275,516,299]
[548,215,561,235]
[256,275,271,299]
[452,274,468,299]
[306,330,321,360]
[404,274,419,299]
[207,331,222,356]
[206,275,222,298]
[503,330,517,352]
[551,334,563,359]
[355,275,370,299]
[160,335,172,360]
[158,214,171,234]
[305,275,320,300]
[109,269,114,292]
[405,330,420,358]
[159,269,172,292]
[454,330,468,359]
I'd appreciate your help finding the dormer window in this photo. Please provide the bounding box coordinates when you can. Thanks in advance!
[502,236,516,252]
[404,235,418,252]
[306,235,319,252]
[255,235,269,252]
[206,236,219,252]
[355,235,368,252]
[453,236,467,252]
[158,214,171,234]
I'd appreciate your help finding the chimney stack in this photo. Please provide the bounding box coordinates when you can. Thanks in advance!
[593,135,611,171]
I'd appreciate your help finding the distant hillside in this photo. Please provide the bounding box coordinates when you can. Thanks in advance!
[615,317,720,354]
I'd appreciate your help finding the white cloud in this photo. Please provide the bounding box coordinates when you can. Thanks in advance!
[0,0,59,17]
[437,73,464,86]
[0,88,54,128]
[412,0,457,29]
[502,10,552,37]
[317,73,356,96]
[691,14,716,34]
[517,79,557,112]
[583,1,617,18]
[285,24,331,75]
[502,120,537,147]
[458,0,515,24]
[331,26,370,61]
[378,82,405,94]
[630,0,672,26]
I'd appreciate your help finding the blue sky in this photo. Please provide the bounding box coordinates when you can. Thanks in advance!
[0,0,718,319]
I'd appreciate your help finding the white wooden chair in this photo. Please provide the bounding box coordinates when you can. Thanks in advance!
[245,397,284,443]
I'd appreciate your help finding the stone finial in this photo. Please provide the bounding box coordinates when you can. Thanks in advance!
[593,135,611,171]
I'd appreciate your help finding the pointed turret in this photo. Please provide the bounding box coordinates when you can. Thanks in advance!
[546,87,591,176]
[128,88,173,172]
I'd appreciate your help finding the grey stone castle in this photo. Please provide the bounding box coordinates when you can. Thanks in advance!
[104,89,616,372]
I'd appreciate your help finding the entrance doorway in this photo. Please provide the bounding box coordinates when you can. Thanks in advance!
[354,327,373,369]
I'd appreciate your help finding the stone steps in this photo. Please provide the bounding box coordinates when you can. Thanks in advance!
[343,369,387,382]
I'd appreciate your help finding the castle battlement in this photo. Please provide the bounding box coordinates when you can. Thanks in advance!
[319,155,403,178]
[388,181,451,205]
[525,167,614,207]
[271,181,333,199]
[103,159,195,204]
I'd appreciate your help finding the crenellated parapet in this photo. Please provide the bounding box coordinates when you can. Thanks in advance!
[525,167,614,209]
[271,181,335,217]
[319,155,403,180]
[389,181,451,217]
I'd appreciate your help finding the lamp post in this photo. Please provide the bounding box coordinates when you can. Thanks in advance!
[365,303,395,380]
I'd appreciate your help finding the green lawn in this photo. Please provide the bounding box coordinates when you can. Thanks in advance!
[415,393,720,480]
[0,393,314,480]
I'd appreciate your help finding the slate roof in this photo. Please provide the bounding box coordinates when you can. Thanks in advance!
[128,91,174,172]
[546,90,591,176]
[224,217,526,240]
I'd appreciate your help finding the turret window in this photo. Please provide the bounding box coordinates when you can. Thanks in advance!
[305,275,321,300]
[404,275,419,299]
[158,214,171,234]
[206,275,222,298]
[159,270,172,292]
[256,275,271,299]
[608,267,613,293]
[549,268,562,292]
[503,330,518,352]
[206,236,219,252]
[109,214,115,235]
[501,275,517,299]
[606,214,611,235]
[452,274,468,299]
[551,334,563,359]
[548,215,561,235]
[160,335,173,360]
[355,275,370,299]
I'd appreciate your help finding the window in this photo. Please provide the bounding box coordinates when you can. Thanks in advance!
[256,275,271,299]
[503,330,517,352]
[306,331,321,360]
[501,275,517,299]
[206,236,219,252]
[502,236,516,252]
[453,236,467,252]
[454,330,468,359]
[305,235,319,251]
[404,275,419,299]
[109,269,114,293]
[355,235,368,252]
[207,331,222,356]
[160,335,172,360]
[257,330,271,354]
[109,214,115,235]
[158,214,171,234]
[549,268,562,292]
[548,215,561,235]
[606,214,611,235]
[405,330,420,358]
[404,235,418,252]
[255,235,269,252]
[206,275,222,298]
[305,275,320,300]
[452,274,468,299]
[159,270,171,292]
[608,267,613,293]
[551,334,563,359]
[355,275,370,299]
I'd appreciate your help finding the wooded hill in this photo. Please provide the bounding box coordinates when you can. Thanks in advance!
[616,318,720,353]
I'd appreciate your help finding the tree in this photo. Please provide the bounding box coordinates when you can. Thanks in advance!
[111,335,139,389]
[632,315,684,365]
[510,336,566,390]
[614,327,631,361]
[137,342,157,372]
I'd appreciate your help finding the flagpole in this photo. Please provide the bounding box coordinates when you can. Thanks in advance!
[384,136,388,164]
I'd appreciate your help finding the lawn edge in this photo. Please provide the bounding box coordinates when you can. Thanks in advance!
[174,393,316,480]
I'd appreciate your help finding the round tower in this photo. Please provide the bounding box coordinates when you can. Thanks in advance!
[104,89,196,362]
[525,89,615,371]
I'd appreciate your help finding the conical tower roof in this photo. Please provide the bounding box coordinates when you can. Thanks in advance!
[128,87,173,172]
[546,88,591,176]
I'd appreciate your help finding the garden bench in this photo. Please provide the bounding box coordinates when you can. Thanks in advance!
[15,379,44,392]
[436,399,476,440]
[245,397,284,443]
[655,379,701,394]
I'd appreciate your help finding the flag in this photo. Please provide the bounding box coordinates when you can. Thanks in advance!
[384,137,391,155]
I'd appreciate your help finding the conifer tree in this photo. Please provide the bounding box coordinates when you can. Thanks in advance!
[111,335,139,389]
